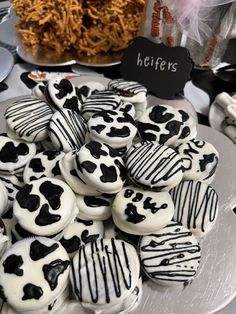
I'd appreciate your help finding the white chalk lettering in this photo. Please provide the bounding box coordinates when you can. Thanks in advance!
[136,52,178,72]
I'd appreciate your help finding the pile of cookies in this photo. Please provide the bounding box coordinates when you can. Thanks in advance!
[0,77,219,314]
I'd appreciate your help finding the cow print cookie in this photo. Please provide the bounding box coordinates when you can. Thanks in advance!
[13,177,78,236]
[112,186,174,235]
[48,108,87,152]
[0,134,37,175]
[87,110,137,149]
[0,174,24,210]
[59,150,100,196]
[23,150,65,183]
[76,193,115,221]
[70,238,140,313]
[74,141,126,194]
[170,180,219,237]
[125,141,183,191]
[0,237,70,313]
[60,218,104,257]
[139,221,201,287]
[176,138,219,184]
[5,96,53,142]
[45,77,81,112]
[137,104,183,146]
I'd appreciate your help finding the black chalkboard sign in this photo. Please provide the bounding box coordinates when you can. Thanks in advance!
[120,37,193,99]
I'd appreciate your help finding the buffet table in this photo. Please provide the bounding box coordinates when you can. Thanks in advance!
[0,1,236,313]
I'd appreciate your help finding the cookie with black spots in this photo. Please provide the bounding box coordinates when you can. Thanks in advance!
[112,185,174,235]
[48,108,87,152]
[138,104,183,146]
[13,177,78,236]
[23,150,65,183]
[5,96,53,142]
[60,218,104,257]
[45,77,81,112]
[76,81,106,104]
[87,110,137,149]
[0,237,70,312]
[176,138,219,184]
[0,174,24,210]
[74,141,126,194]
[0,133,36,175]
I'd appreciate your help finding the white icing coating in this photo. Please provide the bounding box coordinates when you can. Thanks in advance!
[170,180,219,237]
[0,237,70,313]
[139,221,201,286]
[0,134,37,175]
[0,174,24,210]
[108,78,147,103]
[60,218,104,257]
[224,124,236,143]
[59,151,100,196]
[74,141,126,194]
[0,180,9,216]
[13,177,78,236]
[5,96,53,142]
[70,238,140,312]
[176,138,219,184]
[137,104,183,146]
[32,82,47,102]
[87,110,137,149]
[125,141,183,191]
[76,194,115,221]
[23,150,65,183]
[45,77,81,112]
[48,109,87,152]
[112,186,174,235]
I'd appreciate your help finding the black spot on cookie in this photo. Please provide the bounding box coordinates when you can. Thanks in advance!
[100,164,117,183]
[60,236,81,253]
[107,126,131,138]
[84,196,110,208]
[43,259,70,291]
[16,184,40,212]
[28,158,45,173]
[81,230,99,244]
[30,239,59,261]
[3,254,24,276]
[85,142,108,159]
[80,161,97,173]
[54,79,73,99]
[22,284,43,300]
[125,203,146,224]
[39,181,64,210]
[35,204,61,226]
[43,151,61,160]
[0,142,29,163]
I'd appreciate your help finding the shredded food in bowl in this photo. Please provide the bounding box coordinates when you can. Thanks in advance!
[12,0,145,56]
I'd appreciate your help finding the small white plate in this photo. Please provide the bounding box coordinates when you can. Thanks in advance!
[0,47,14,82]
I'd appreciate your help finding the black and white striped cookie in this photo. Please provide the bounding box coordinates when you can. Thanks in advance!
[125,141,183,191]
[170,180,219,237]
[5,96,53,142]
[48,108,87,152]
[76,81,106,104]
[139,221,201,286]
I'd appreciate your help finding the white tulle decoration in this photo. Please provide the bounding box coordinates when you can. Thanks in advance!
[171,0,236,44]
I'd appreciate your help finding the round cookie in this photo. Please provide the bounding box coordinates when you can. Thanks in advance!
[74,141,126,194]
[112,186,174,235]
[48,108,87,152]
[23,150,65,183]
[60,218,104,257]
[5,96,53,142]
[76,193,115,221]
[0,134,37,175]
[137,104,183,146]
[45,77,81,112]
[32,82,47,102]
[139,221,201,287]
[170,180,219,237]
[59,150,100,196]
[0,174,24,209]
[70,238,140,313]
[176,138,219,184]
[0,237,70,313]
[81,90,125,121]
[125,141,183,191]
[0,180,9,216]
[108,78,147,103]
[87,110,137,149]
[13,177,78,236]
